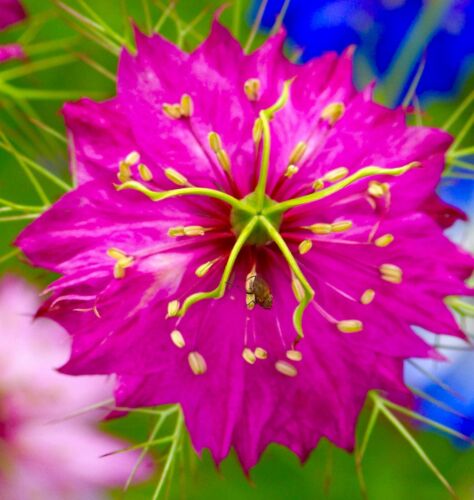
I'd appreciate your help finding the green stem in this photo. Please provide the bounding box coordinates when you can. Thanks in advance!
[381,397,471,443]
[0,248,20,264]
[449,147,474,158]
[443,90,474,131]
[117,181,254,213]
[152,411,184,500]
[0,132,51,204]
[357,399,380,463]
[445,297,474,316]
[244,0,269,53]
[0,198,44,212]
[401,56,426,108]
[0,82,104,100]
[371,393,455,497]
[0,138,71,192]
[124,414,166,491]
[154,0,176,32]
[260,216,314,340]
[0,214,39,223]
[233,0,243,39]
[446,158,474,171]
[265,163,419,215]
[270,0,291,35]
[178,217,258,316]
[450,112,474,152]
[0,54,76,81]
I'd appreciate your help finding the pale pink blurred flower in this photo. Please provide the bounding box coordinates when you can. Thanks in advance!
[0,275,153,499]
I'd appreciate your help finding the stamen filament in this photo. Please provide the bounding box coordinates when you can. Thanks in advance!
[260,216,314,341]
[264,162,421,215]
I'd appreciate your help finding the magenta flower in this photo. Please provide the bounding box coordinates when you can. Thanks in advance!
[17,22,473,471]
[0,0,26,31]
[0,276,152,498]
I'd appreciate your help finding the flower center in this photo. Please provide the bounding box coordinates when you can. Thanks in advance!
[113,80,421,350]
[230,192,281,245]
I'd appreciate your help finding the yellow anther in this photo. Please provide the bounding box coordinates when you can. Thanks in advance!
[216,149,231,173]
[337,320,363,333]
[254,347,267,360]
[188,351,207,375]
[298,239,313,255]
[246,293,256,310]
[138,163,153,181]
[320,102,345,125]
[360,289,375,305]
[113,265,125,279]
[195,259,218,278]
[284,165,299,178]
[275,360,298,377]
[292,277,305,302]
[380,263,403,284]
[183,226,206,236]
[124,151,140,166]
[375,234,394,247]
[289,141,307,165]
[323,167,349,183]
[244,78,261,101]
[286,349,303,362]
[163,103,182,119]
[331,220,353,233]
[368,181,389,198]
[312,178,325,191]
[164,167,189,186]
[307,223,332,234]
[117,161,131,183]
[168,226,185,237]
[208,131,222,153]
[166,300,180,318]
[180,93,193,117]
[242,347,256,365]
[107,248,133,279]
[170,329,185,348]
[106,248,127,261]
[252,118,263,144]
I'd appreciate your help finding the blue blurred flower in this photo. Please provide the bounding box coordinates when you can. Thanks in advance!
[405,178,474,441]
[418,351,474,441]
[257,0,474,103]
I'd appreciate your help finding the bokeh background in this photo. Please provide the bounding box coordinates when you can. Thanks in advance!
[0,0,473,498]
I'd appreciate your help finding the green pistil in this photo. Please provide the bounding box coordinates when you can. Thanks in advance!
[117,180,254,214]
[260,216,314,341]
[254,79,293,211]
[177,217,258,316]
[264,162,421,216]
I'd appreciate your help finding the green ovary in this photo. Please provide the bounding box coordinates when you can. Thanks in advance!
[230,192,282,246]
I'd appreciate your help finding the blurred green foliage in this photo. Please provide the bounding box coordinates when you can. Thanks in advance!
[0,1,472,498]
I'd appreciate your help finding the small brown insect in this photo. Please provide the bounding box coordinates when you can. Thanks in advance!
[246,274,273,310]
